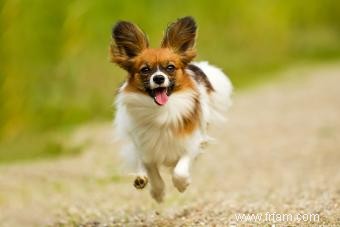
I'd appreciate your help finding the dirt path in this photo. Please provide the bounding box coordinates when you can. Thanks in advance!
[0,63,340,226]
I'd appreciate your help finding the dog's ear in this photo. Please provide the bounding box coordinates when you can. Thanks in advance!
[161,16,197,64]
[110,21,149,70]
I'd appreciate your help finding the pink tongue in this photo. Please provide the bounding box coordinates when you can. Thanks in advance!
[154,89,169,105]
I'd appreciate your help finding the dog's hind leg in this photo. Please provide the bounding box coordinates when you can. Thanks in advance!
[145,163,165,203]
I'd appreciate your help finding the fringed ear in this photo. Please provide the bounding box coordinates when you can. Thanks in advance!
[110,21,149,71]
[161,16,197,64]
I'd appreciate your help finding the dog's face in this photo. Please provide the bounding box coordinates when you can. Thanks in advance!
[110,17,197,106]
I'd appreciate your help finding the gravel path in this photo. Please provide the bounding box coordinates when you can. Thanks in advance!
[0,63,339,226]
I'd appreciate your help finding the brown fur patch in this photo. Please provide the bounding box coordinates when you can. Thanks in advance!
[133,48,185,69]
[173,92,201,136]
[123,76,146,94]
[187,64,214,93]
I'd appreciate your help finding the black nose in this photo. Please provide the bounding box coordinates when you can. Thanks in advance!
[153,75,165,85]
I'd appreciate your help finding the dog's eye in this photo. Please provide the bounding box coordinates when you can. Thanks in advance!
[166,64,175,72]
[140,66,151,74]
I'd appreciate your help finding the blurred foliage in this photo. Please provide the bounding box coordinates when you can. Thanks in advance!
[0,0,340,162]
[0,130,84,163]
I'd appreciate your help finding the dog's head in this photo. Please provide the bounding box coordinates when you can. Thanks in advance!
[110,17,197,106]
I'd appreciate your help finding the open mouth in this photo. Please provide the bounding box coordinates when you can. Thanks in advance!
[153,87,169,106]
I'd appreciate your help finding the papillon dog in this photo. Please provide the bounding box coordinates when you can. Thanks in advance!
[110,16,232,202]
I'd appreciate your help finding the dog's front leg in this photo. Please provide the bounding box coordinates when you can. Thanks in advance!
[145,163,165,203]
[172,155,192,192]
[133,161,148,190]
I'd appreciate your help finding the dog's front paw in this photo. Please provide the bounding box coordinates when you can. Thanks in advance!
[133,175,148,189]
[172,174,191,193]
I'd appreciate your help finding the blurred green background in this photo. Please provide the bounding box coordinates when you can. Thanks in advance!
[1,0,340,163]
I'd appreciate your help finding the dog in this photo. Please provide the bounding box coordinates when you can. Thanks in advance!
[110,16,232,202]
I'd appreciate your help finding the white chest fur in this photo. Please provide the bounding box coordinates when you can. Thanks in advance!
[115,88,203,165]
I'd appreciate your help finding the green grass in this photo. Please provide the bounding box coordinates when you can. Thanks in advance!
[1,0,340,163]
[0,129,84,164]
